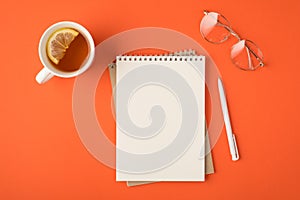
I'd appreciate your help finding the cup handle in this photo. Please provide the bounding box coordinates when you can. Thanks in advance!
[35,67,54,84]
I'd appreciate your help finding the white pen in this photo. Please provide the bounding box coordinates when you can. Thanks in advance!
[218,78,239,161]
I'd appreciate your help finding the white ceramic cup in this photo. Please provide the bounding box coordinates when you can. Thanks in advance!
[36,21,95,84]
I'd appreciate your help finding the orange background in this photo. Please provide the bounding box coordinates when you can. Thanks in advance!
[1,0,300,199]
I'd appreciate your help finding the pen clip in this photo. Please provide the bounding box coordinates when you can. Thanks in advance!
[231,134,239,161]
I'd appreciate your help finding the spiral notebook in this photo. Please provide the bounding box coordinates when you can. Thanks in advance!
[109,50,214,186]
[115,54,206,182]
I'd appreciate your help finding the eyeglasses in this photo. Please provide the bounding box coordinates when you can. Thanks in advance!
[200,10,264,71]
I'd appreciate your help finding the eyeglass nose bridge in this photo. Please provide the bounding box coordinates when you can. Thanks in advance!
[223,25,240,40]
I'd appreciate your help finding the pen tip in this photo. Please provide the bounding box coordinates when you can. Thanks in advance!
[232,155,239,161]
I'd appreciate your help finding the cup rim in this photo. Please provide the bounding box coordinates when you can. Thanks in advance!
[38,21,95,78]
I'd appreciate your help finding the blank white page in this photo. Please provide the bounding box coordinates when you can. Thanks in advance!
[116,56,205,181]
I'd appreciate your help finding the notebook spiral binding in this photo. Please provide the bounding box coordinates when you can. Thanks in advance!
[109,49,199,69]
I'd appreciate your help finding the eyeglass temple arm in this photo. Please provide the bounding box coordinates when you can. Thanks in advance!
[245,44,264,67]
[204,10,264,67]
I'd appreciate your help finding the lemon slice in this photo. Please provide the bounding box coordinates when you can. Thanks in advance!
[46,28,79,64]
